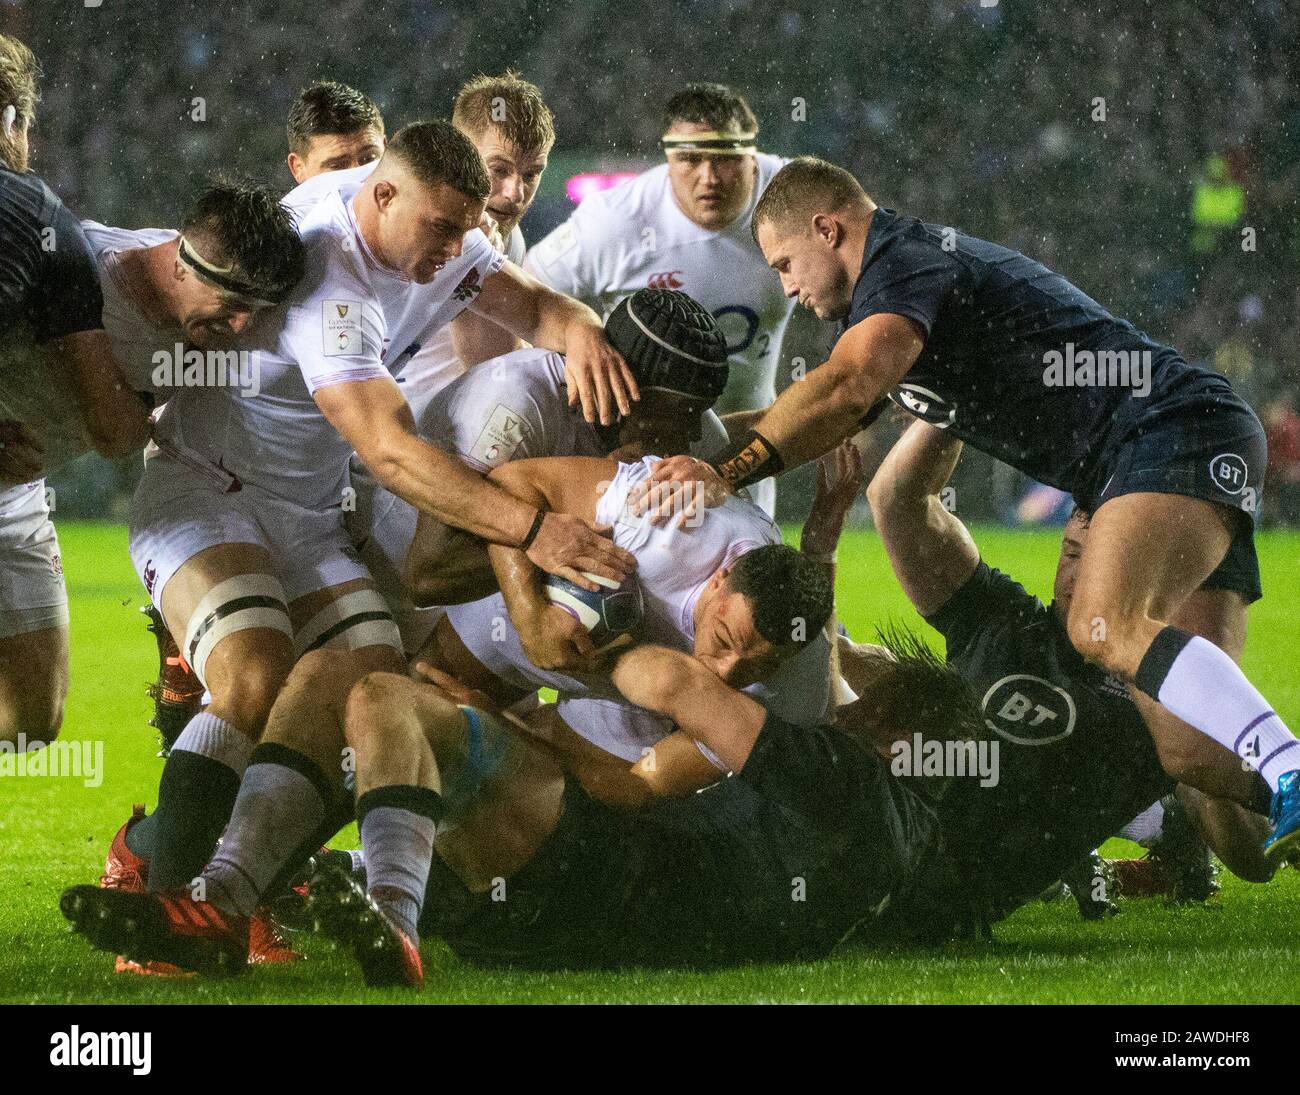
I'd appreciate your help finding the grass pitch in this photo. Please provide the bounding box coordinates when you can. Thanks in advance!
[2,522,1297,1004]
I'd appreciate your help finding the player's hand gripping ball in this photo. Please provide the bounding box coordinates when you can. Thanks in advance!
[542,571,644,653]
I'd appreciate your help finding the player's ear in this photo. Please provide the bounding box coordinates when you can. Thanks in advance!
[373,179,397,213]
[812,212,840,248]
[287,152,306,185]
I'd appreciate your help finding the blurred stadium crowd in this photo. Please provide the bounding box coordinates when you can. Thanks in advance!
[5,0,1297,523]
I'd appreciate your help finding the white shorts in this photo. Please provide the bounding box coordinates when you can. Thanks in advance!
[129,452,371,608]
[0,481,69,639]
[344,458,442,655]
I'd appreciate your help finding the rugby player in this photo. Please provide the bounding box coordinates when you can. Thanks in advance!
[396,71,556,417]
[865,419,1274,922]
[285,80,385,185]
[638,155,1300,861]
[61,634,956,981]
[349,287,734,654]
[524,83,795,514]
[142,74,554,743]
[106,121,640,908]
[0,32,151,746]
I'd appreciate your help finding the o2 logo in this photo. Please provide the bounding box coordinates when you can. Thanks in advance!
[712,304,760,355]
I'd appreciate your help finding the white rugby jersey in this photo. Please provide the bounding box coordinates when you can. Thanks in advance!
[446,456,830,759]
[523,154,794,407]
[355,347,730,578]
[82,222,189,401]
[151,163,506,511]
[396,224,526,420]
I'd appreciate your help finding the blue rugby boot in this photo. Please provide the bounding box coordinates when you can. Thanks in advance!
[1263,769,1300,866]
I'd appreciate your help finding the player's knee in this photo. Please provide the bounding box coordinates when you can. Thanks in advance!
[343,672,409,748]
[209,653,290,736]
[1065,598,1143,676]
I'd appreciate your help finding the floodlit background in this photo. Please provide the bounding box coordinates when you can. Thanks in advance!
[5,0,1299,522]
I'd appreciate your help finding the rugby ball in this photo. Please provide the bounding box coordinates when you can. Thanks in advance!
[542,571,644,651]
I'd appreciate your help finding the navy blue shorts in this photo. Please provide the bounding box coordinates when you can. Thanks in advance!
[1075,373,1265,603]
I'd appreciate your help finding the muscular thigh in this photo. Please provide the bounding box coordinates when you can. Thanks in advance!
[1075,492,1240,624]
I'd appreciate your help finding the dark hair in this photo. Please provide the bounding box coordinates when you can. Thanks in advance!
[385,120,491,201]
[752,155,871,243]
[181,180,305,302]
[286,80,384,155]
[1069,505,1093,527]
[859,622,986,747]
[453,70,555,152]
[727,544,833,646]
[663,83,758,137]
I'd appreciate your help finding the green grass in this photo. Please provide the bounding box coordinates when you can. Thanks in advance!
[2,522,1298,1003]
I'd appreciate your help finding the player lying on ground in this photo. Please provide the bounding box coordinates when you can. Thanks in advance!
[61,637,963,982]
[525,82,801,515]
[0,32,153,747]
[113,121,641,928]
[414,451,837,775]
[638,155,1300,863]
[71,438,846,977]
[67,609,1268,985]
[91,288,733,970]
[864,418,1273,918]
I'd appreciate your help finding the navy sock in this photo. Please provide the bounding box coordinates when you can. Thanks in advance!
[147,713,255,892]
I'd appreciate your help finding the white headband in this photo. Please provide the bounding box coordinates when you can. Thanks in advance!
[1,106,16,140]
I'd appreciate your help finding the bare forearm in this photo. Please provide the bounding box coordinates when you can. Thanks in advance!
[367,435,534,547]
[612,645,765,771]
[751,357,877,471]
[867,420,964,515]
[510,284,601,353]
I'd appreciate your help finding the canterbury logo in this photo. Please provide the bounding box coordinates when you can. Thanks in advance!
[648,271,684,289]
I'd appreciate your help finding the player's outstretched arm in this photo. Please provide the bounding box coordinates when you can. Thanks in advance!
[467,262,639,426]
[866,417,980,617]
[53,329,153,459]
[632,313,923,524]
[316,378,633,586]
[611,644,767,774]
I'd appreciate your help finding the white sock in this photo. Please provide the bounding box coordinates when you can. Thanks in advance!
[1117,800,1165,846]
[1140,630,1299,792]
[172,711,257,773]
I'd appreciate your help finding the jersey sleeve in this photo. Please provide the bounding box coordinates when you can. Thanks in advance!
[435,352,563,472]
[0,179,104,343]
[34,202,105,341]
[744,631,831,726]
[282,251,388,393]
[738,712,869,827]
[922,561,1043,660]
[851,230,967,338]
